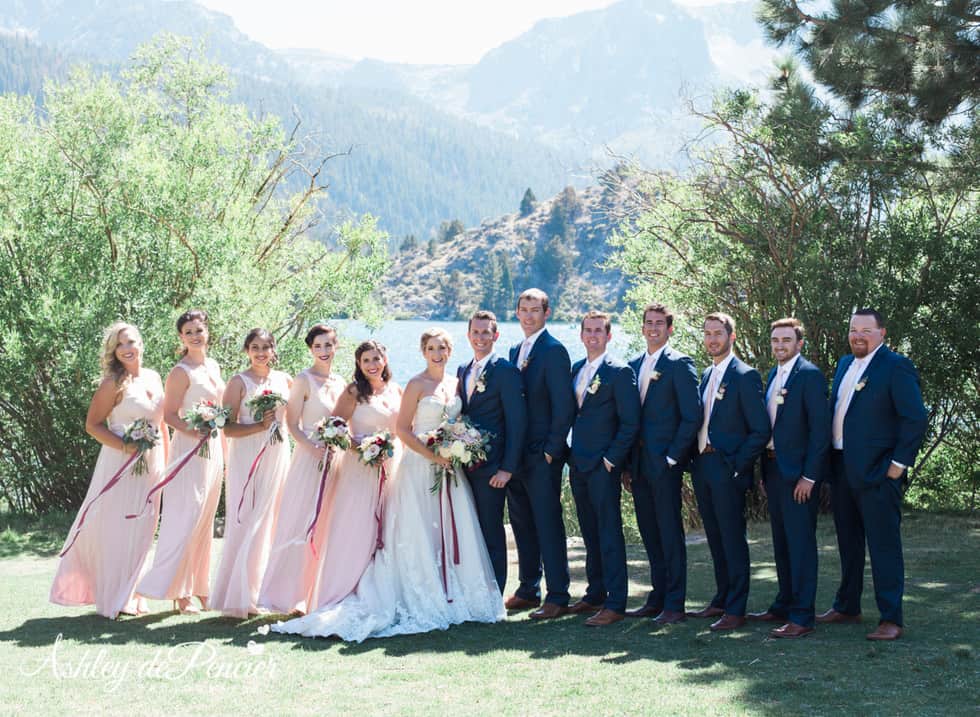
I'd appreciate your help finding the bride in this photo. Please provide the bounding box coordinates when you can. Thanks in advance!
[272,328,505,641]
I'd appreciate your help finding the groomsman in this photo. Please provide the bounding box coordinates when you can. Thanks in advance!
[688,312,770,631]
[457,310,527,595]
[819,308,927,641]
[749,318,829,638]
[623,302,701,624]
[506,288,575,619]
[567,311,641,626]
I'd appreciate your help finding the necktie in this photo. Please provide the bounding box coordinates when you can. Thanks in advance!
[766,368,785,449]
[697,368,719,453]
[832,359,863,448]
[576,363,593,408]
[518,339,531,368]
[466,360,480,399]
[639,354,653,403]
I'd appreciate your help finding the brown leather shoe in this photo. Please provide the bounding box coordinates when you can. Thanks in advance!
[568,600,604,615]
[585,609,625,627]
[625,604,662,618]
[866,621,903,641]
[505,595,541,611]
[529,603,568,620]
[815,608,862,624]
[770,622,814,639]
[686,605,725,619]
[653,610,687,625]
[709,614,747,631]
[747,610,783,622]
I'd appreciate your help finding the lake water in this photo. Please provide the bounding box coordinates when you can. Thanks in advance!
[332,319,637,385]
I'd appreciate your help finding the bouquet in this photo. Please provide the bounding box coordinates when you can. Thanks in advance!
[183,399,230,458]
[245,389,288,443]
[311,415,352,471]
[356,430,396,468]
[424,416,490,493]
[122,418,162,476]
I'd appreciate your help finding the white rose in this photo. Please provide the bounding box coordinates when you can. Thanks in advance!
[461,450,472,464]
[450,441,467,460]
[214,414,226,428]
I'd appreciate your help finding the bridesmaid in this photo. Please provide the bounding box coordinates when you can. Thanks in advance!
[259,323,345,615]
[138,309,225,614]
[51,322,169,618]
[211,328,292,618]
[307,339,402,611]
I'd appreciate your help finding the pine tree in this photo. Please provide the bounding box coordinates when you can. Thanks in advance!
[519,188,537,217]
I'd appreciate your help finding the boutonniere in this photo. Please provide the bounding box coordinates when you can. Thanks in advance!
[520,358,529,370]
[775,387,788,405]
[474,373,487,394]
[715,382,727,401]
[587,374,601,395]
[854,377,868,392]
[649,370,662,382]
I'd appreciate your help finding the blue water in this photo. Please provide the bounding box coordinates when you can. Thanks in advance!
[332,320,636,385]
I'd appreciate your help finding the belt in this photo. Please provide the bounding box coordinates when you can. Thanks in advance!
[766,448,776,460]
[701,445,716,454]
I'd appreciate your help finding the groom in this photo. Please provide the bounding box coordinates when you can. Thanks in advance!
[507,288,575,619]
[457,310,527,594]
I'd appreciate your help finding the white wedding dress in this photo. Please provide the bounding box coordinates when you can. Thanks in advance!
[271,395,505,641]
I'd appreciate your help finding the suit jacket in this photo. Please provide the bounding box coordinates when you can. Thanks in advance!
[569,354,641,473]
[829,345,928,487]
[457,353,527,481]
[699,356,771,477]
[628,346,701,474]
[764,355,830,484]
[509,329,575,460]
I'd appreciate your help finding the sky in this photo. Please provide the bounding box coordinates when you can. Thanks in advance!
[196,0,732,65]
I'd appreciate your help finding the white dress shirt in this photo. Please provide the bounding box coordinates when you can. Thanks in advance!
[697,350,735,453]
[832,343,883,450]
[466,354,491,399]
[766,353,800,449]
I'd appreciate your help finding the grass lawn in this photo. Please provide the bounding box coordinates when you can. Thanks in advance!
[0,510,977,716]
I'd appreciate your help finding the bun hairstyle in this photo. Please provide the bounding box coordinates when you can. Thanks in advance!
[419,327,453,353]
[353,339,391,404]
[305,323,337,347]
[101,321,142,399]
[243,327,278,365]
[176,309,209,357]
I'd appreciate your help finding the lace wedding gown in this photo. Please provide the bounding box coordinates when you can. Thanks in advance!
[272,395,504,641]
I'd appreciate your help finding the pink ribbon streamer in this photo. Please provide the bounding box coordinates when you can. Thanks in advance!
[237,443,268,524]
[305,449,334,557]
[438,467,461,602]
[373,460,389,555]
[59,450,141,557]
[126,435,208,520]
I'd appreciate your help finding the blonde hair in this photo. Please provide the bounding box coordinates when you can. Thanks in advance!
[101,321,142,397]
[419,327,453,353]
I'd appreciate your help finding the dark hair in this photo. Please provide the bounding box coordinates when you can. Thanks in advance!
[704,312,736,336]
[468,310,498,334]
[305,323,337,347]
[353,340,390,404]
[580,309,612,333]
[852,308,885,329]
[243,327,278,365]
[176,309,209,356]
[642,302,674,328]
[771,317,804,341]
[517,287,550,313]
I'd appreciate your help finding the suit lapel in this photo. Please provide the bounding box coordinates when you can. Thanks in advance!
[846,345,889,416]
[581,357,610,409]
[468,354,495,408]
[458,362,471,411]
[709,358,739,426]
[774,357,802,423]
[830,355,853,405]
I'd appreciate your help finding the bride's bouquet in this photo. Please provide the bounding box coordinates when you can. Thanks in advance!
[424,416,491,493]
[184,399,230,458]
[245,389,288,443]
[311,415,352,471]
[356,430,396,467]
[122,418,162,476]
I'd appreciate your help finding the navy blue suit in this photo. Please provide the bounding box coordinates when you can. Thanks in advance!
[627,346,701,613]
[761,355,829,627]
[457,353,527,593]
[569,354,641,612]
[828,345,927,625]
[507,329,575,605]
[691,356,770,616]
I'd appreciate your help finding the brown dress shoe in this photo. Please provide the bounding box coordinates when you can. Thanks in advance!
[709,614,747,631]
[815,608,862,624]
[866,621,903,641]
[747,610,783,622]
[529,603,568,620]
[505,595,541,611]
[625,604,662,618]
[653,610,687,625]
[568,600,603,615]
[585,609,625,627]
[770,622,815,639]
[686,605,725,619]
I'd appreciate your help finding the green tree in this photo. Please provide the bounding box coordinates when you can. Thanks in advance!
[400,234,418,253]
[0,35,389,514]
[519,188,537,217]
[438,219,465,242]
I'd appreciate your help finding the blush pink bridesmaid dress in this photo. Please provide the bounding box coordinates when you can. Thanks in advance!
[258,370,344,615]
[137,358,224,605]
[50,373,166,619]
[210,369,291,618]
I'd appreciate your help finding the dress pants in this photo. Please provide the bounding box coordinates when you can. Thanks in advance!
[631,452,686,612]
